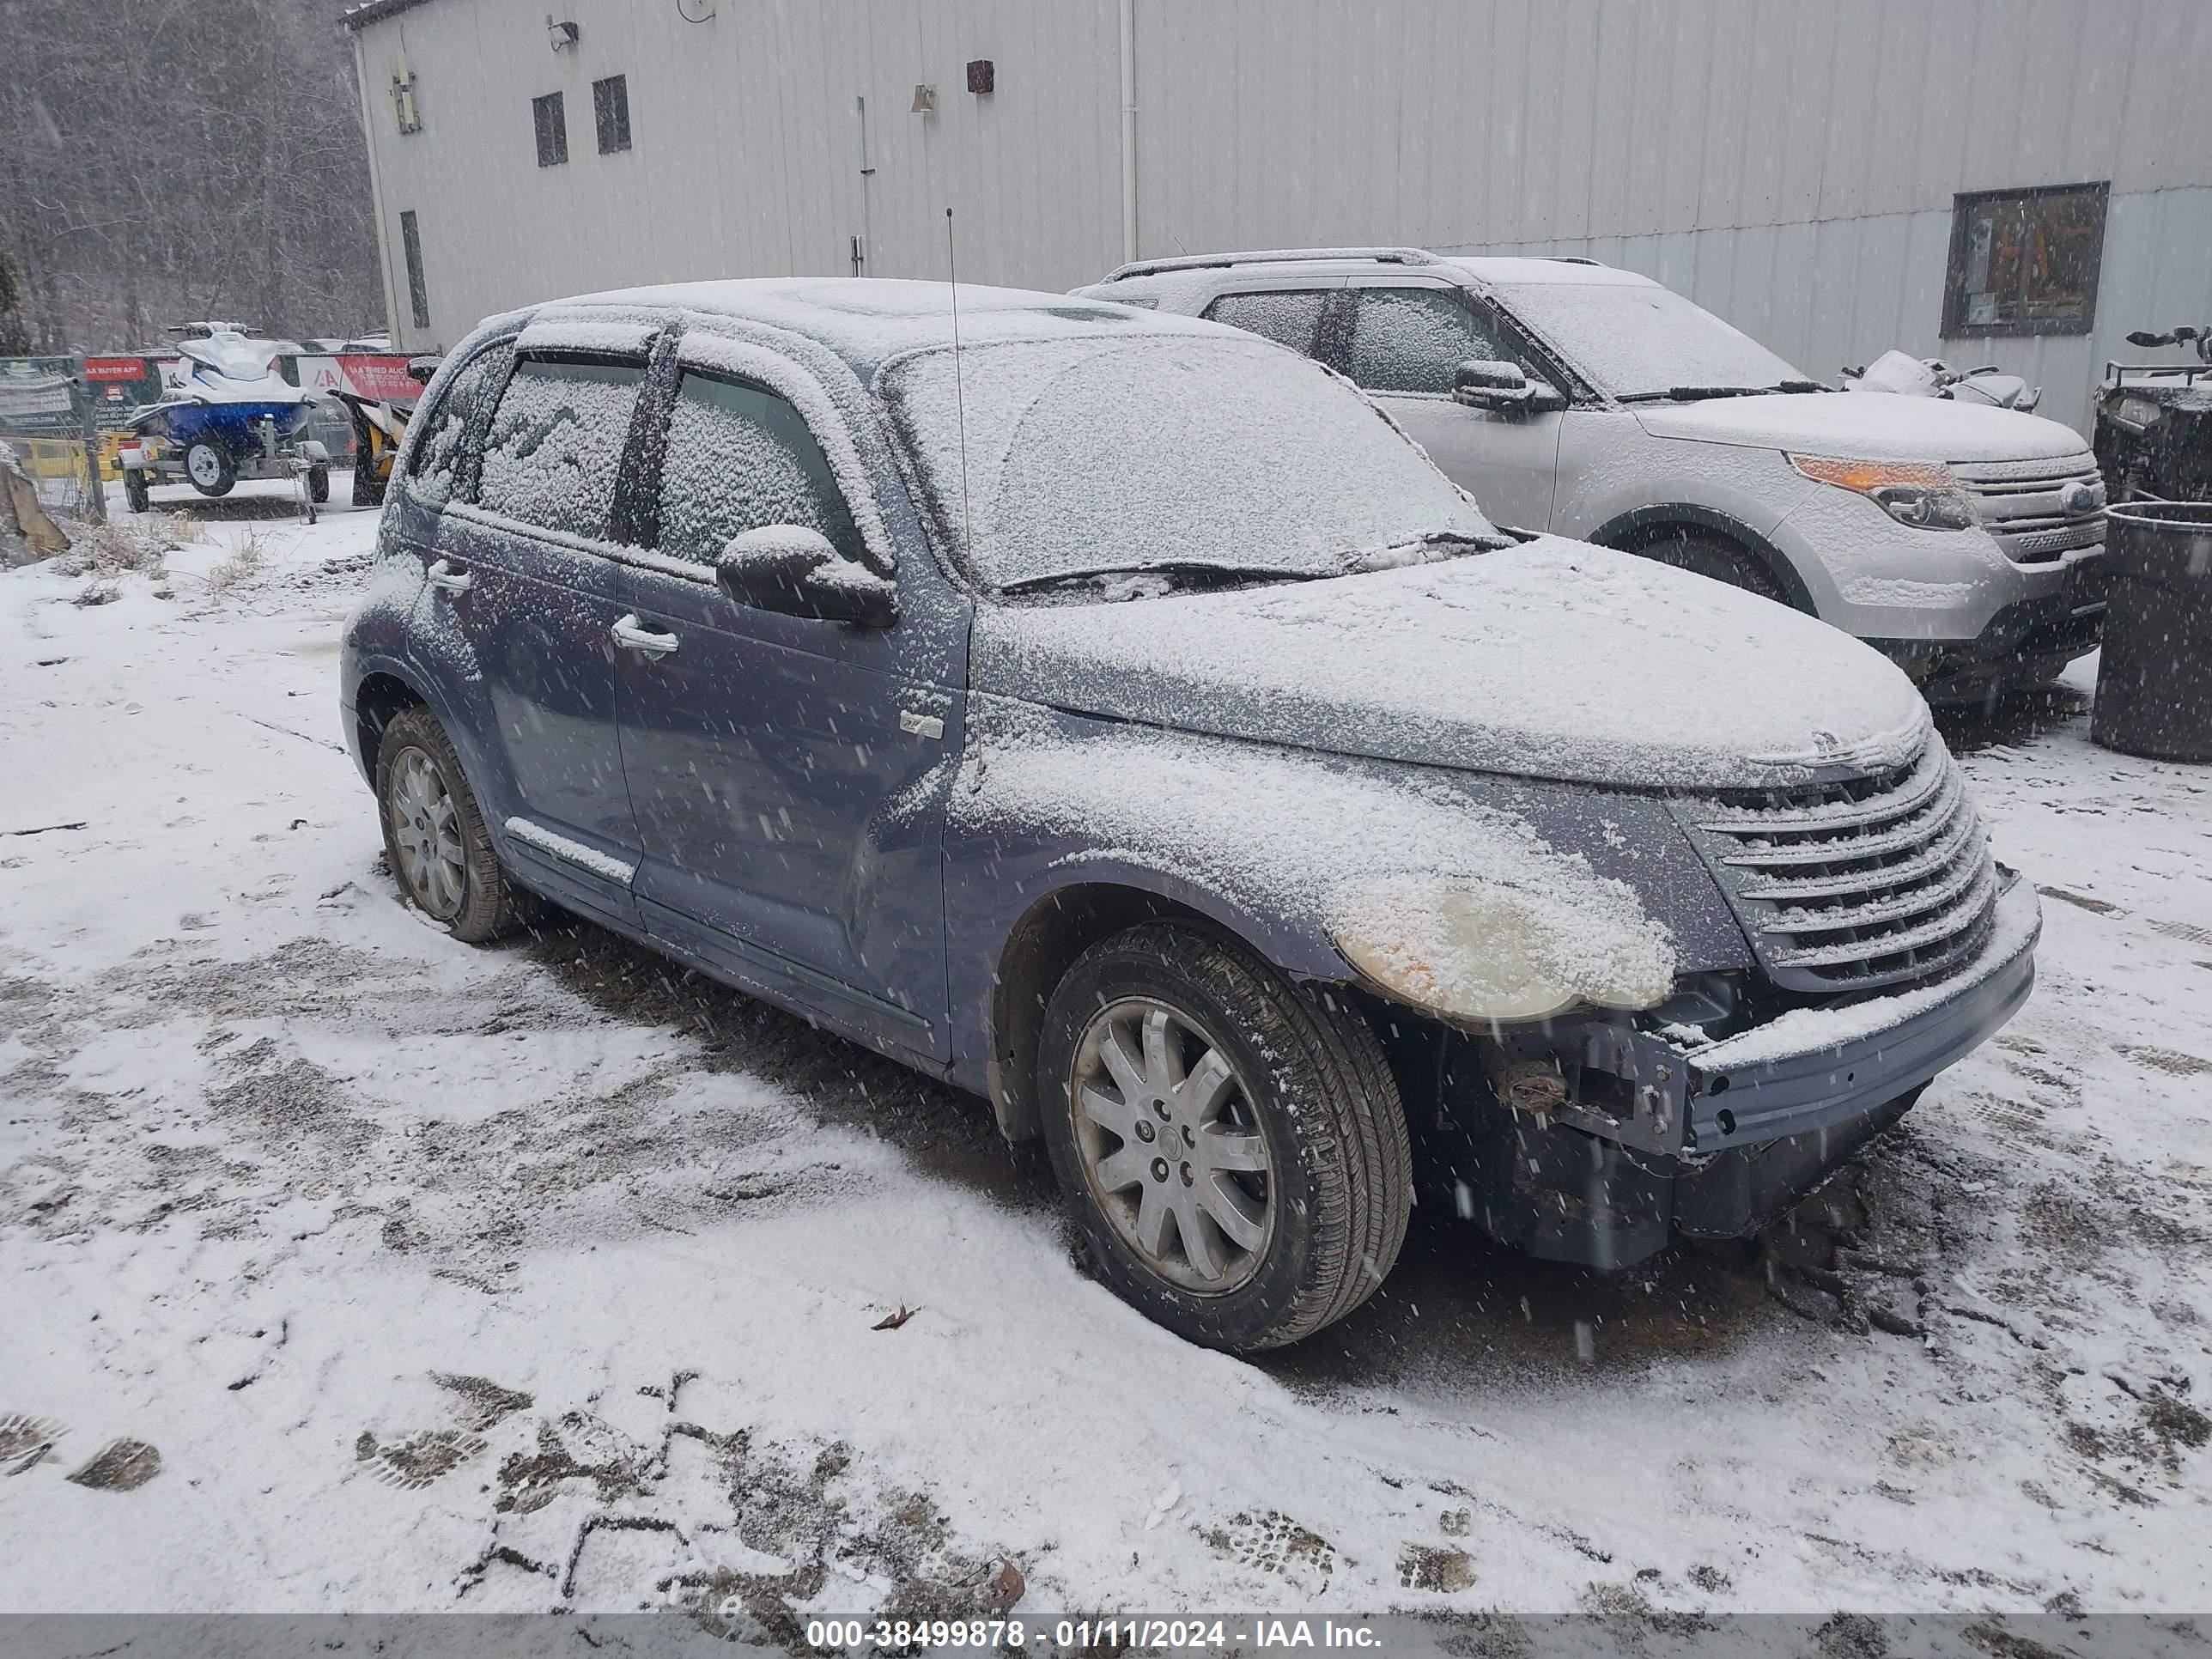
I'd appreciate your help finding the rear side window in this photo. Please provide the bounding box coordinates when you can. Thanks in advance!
[1202,289,1328,356]
[1345,288,1508,394]
[408,342,511,506]
[654,370,860,567]
[477,358,646,541]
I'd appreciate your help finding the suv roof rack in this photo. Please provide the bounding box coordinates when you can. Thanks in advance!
[1540,256,1607,266]
[1102,246,1439,283]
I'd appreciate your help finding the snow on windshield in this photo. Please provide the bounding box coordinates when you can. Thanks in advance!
[1493,282,1808,398]
[878,333,1492,589]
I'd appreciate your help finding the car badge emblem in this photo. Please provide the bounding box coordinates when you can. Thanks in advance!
[2063,482,2100,515]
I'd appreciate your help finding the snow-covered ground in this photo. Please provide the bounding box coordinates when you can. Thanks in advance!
[2,480,2209,1620]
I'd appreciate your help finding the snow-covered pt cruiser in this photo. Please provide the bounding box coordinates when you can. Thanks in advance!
[340,279,2039,1351]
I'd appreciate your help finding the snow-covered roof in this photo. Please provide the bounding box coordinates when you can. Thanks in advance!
[1444,256,1660,288]
[534,277,1230,375]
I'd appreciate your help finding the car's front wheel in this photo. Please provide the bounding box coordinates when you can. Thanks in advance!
[1039,920,1412,1351]
[374,703,540,942]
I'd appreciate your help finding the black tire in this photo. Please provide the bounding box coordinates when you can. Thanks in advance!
[374,703,542,943]
[307,465,330,504]
[1634,528,1790,605]
[1038,920,1412,1351]
[350,459,387,508]
[183,440,235,498]
[122,467,151,514]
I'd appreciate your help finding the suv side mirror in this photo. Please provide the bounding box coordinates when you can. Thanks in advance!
[1453,358,1561,415]
[715,526,898,628]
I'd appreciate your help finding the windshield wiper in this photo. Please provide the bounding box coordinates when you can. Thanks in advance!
[1618,380,1829,403]
[998,560,1325,596]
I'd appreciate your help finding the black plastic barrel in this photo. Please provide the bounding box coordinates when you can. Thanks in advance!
[2093,501,2212,762]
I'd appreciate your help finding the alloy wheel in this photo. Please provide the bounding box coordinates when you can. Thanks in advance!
[387,745,466,919]
[1069,999,1274,1294]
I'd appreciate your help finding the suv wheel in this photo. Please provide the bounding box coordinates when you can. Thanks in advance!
[1038,920,1412,1351]
[374,703,541,942]
[1637,528,1790,605]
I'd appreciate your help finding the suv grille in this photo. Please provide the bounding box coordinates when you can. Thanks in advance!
[1679,739,1997,994]
[1953,453,2106,563]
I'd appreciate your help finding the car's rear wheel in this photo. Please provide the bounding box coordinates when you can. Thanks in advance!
[374,703,541,942]
[1038,920,1411,1351]
[1636,528,1790,605]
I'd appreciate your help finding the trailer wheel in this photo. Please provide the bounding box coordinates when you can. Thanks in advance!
[184,441,235,498]
[122,467,151,514]
[307,465,330,505]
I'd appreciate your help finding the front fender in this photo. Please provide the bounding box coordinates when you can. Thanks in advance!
[942,696,1751,1113]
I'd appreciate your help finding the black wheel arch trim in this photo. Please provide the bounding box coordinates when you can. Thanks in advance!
[1588,504,1815,614]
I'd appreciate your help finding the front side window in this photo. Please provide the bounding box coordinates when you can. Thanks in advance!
[477,358,645,540]
[1201,289,1328,356]
[532,92,568,167]
[1943,182,2107,337]
[654,370,860,566]
[1344,288,1509,394]
[407,341,512,506]
[880,332,1492,592]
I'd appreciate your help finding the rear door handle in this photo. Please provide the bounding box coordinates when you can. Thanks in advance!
[425,558,472,593]
[611,613,680,657]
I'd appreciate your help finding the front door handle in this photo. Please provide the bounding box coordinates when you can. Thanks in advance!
[611,613,680,657]
[425,558,473,593]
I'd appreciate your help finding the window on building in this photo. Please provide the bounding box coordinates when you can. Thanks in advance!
[398,210,431,331]
[1943,182,2107,337]
[478,358,647,540]
[532,92,568,167]
[592,75,631,155]
[1200,289,1329,356]
[1344,288,1511,394]
[655,371,860,566]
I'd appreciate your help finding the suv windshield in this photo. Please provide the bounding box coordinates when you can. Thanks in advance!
[1490,280,1812,400]
[879,332,1494,592]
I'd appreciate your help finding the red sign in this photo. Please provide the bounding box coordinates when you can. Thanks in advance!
[83,356,148,381]
[336,355,422,401]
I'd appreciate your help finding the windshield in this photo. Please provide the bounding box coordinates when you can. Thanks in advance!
[878,332,1494,592]
[1491,281,1810,399]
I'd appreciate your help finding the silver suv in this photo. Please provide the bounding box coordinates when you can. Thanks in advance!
[1078,248,2109,702]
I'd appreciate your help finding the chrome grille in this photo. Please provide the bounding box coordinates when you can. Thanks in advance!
[1677,739,1998,994]
[1953,453,2106,564]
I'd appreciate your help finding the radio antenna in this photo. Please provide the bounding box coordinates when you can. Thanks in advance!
[945,206,973,560]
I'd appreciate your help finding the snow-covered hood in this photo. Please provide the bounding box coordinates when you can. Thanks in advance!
[1633,391,2089,463]
[971,538,1932,791]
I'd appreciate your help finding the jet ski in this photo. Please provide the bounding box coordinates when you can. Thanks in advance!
[120,325,330,504]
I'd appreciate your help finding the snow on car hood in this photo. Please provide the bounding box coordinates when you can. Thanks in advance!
[1632,392,2089,463]
[971,538,1932,791]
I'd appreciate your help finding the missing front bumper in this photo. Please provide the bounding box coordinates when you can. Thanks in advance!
[1425,876,2040,1270]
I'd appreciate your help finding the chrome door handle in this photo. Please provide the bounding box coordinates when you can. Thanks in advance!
[611,613,680,657]
[425,558,473,593]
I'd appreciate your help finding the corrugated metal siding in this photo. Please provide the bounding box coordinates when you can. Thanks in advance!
[356,0,2212,365]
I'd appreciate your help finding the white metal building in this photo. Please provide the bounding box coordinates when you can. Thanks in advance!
[345,0,2212,430]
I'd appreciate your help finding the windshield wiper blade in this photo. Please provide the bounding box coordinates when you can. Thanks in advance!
[1619,380,1829,403]
[998,560,1324,595]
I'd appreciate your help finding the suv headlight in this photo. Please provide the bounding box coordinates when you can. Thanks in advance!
[1789,453,1980,532]
[1329,882,1674,1024]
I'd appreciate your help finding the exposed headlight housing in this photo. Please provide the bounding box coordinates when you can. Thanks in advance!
[1790,453,1980,532]
[1329,881,1675,1024]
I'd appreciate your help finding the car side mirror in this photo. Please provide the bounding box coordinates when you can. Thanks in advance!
[714,526,898,628]
[1453,358,1561,415]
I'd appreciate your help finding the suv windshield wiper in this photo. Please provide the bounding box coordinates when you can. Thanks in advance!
[997,560,1326,596]
[1617,380,1829,403]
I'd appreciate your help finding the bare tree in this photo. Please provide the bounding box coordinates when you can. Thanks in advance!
[0,0,381,351]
